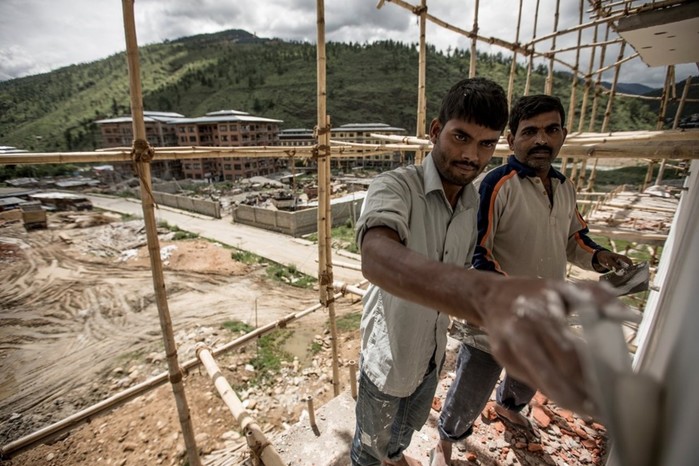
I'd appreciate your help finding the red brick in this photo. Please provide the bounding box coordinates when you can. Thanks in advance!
[574,426,589,439]
[527,443,544,452]
[532,405,551,428]
[515,441,527,449]
[582,439,597,449]
[431,396,442,412]
[533,391,548,405]
[466,452,477,462]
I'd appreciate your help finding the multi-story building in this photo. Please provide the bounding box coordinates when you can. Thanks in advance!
[278,128,315,148]
[95,111,186,180]
[172,110,283,181]
[95,110,284,181]
[330,123,408,170]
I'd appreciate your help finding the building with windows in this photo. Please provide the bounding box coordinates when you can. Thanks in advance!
[95,111,186,180]
[278,128,315,147]
[172,110,282,181]
[95,110,283,181]
[330,123,408,170]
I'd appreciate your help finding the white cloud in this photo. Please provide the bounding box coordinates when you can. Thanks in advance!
[0,0,695,88]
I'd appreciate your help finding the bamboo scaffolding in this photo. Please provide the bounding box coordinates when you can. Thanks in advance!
[121,2,201,465]
[577,24,599,133]
[563,0,585,174]
[316,0,341,398]
[196,345,285,466]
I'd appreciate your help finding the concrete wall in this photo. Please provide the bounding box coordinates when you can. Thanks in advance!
[136,191,221,218]
[233,198,362,237]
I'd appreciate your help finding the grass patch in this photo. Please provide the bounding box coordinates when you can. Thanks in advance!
[266,263,316,288]
[222,319,293,385]
[335,311,362,333]
[156,220,199,240]
[231,249,265,265]
[306,222,359,254]
[222,320,255,334]
[231,249,316,288]
[309,340,323,355]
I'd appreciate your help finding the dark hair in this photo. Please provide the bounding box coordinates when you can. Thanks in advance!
[509,95,566,135]
[437,77,508,132]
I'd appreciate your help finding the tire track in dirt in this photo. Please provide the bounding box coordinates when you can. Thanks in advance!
[0,219,321,444]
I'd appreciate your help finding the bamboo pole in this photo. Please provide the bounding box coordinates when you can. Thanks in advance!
[545,0,560,95]
[671,76,692,130]
[524,0,541,96]
[196,345,286,466]
[656,68,685,185]
[349,361,359,399]
[588,24,611,133]
[316,0,341,398]
[563,0,585,175]
[507,0,524,105]
[469,0,479,78]
[577,24,599,133]
[415,0,428,164]
[120,2,200,465]
[600,42,626,133]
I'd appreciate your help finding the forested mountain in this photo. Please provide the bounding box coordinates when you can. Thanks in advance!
[0,29,663,153]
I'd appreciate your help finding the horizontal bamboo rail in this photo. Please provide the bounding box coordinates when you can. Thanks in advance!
[196,345,286,466]
[3,129,696,166]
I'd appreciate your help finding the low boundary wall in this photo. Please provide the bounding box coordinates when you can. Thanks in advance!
[135,191,221,218]
[233,198,362,237]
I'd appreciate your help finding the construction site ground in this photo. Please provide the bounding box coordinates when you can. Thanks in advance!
[0,184,678,466]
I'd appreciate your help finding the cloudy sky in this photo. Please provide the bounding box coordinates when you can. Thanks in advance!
[0,0,695,89]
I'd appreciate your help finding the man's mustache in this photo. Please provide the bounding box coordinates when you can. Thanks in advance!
[454,160,480,170]
[528,146,553,156]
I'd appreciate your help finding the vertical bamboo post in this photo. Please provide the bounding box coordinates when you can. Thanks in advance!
[589,25,611,133]
[415,0,428,165]
[654,66,679,185]
[307,396,317,429]
[586,158,599,192]
[349,360,358,400]
[577,24,599,133]
[507,0,524,105]
[656,65,674,131]
[524,0,541,96]
[563,0,585,176]
[672,75,692,130]
[600,42,626,133]
[643,65,687,190]
[469,0,480,78]
[120,2,200,465]
[316,0,341,398]
[544,0,560,95]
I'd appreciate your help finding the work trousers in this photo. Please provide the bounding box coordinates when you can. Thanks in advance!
[351,361,439,465]
[438,342,536,442]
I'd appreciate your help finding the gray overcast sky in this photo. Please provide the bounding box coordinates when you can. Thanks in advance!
[0,0,695,88]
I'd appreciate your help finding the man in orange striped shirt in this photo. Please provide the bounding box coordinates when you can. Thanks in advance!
[433,94,632,465]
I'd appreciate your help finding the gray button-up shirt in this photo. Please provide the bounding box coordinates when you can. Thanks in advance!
[355,153,479,397]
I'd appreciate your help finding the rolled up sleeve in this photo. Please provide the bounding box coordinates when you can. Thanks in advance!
[356,173,412,249]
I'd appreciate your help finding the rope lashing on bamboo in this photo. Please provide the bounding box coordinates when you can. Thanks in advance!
[319,270,335,306]
[412,5,427,15]
[130,138,159,207]
[312,125,332,160]
[311,145,331,160]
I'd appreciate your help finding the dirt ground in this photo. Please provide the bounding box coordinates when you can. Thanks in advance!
[0,212,362,465]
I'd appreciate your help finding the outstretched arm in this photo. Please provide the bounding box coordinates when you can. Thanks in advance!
[362,226,627,413]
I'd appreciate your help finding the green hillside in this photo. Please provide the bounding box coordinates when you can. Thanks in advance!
[0,29,660,153]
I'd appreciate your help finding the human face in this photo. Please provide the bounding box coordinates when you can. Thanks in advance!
[508,110,567,178]
[430,118,501,199]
